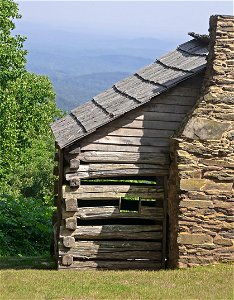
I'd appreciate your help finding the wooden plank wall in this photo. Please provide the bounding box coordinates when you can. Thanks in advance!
[65,75,203,182]
[58,74,203,270]
[59,184,164,270]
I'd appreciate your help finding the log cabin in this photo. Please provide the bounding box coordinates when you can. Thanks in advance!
[51,15,234,270]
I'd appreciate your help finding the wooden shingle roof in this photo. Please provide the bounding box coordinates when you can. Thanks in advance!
[51,39,208,148]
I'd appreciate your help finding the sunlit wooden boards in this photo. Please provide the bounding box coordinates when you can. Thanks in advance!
[58,184,164,270]
[64,74,203,184]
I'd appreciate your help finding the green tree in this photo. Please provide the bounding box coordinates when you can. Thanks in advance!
[0,0,26,84]
[0,0,62,255]
[0,0,61,197]
[0,0,26,177]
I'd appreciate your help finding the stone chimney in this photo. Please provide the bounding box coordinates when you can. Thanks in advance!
[168,15,234,268]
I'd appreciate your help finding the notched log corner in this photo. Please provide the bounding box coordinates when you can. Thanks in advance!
[65,217,77,230]
[63,236,75,248]
[68,176,80,187]
[62,254,73,266]
[65,197,78,212]
[70,158,80,169]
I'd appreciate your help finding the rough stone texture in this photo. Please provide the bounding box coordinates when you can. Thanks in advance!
[168,15,234,268]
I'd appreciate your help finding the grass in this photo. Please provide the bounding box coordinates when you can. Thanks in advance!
[0,257,233,300]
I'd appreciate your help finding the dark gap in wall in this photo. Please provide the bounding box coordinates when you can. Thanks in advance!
[120,199,139,212]
[78,199,119,207]
[77,218,156,226]
[141,200,163,207]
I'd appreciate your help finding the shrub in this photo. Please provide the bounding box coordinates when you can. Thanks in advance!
[0,195,54,256]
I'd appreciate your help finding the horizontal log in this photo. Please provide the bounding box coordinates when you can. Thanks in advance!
[157,75,201,92]
[150,95,197,106]
[64,184,163,194]
[63,185,164,200]
[60,240,162,252]
[65,163,168,175]
[80,144,169,153]
[134,112,186,122]
[64,192,163,200]
[119,119,181,130]
[66,168,167,179]
[59,260,162,270]
[62,206,164,220]
[60,249,161,260]
[73,151,169,164]
[60,224,163,240]
[85,128,174,139]
[81,136,169,148]
[143,103,193,114]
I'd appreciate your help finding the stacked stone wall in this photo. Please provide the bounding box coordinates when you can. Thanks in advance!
[168,15,234,268]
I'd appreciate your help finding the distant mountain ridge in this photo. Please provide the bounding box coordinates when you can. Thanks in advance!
[16,22,178,111]
[51,72,130,112]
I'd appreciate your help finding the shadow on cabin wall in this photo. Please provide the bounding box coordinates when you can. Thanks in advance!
[59,72,204,270]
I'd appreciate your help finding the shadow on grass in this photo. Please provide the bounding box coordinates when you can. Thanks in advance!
[0,255,56,270]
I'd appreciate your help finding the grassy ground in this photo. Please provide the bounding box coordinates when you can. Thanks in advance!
[0,257,233,300]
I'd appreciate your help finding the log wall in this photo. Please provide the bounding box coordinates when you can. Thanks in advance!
[57,74,204,270]
[65,75,203,182]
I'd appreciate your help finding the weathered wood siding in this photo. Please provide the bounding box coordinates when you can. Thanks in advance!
[65,74,203,181]
[59,185,164,270]
[57,74,203,270]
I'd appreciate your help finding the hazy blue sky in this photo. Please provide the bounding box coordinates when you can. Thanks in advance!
[17,1,233,40]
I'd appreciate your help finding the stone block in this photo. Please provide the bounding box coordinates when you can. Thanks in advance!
[180,179,207,191]
[200,158,234,168]
[178,233,213,245]
[187,191,211,200]
[180,200,214,208]
[201,181,233,193]
[203,170,234,181]
[180,170,202,179]
[182,117,230,140]
[213,235,233,246]
[213,200,234,209]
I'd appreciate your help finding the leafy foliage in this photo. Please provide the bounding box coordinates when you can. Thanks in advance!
[0,195,54,256]
[0,0,62,256]
[0,0,26,85]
